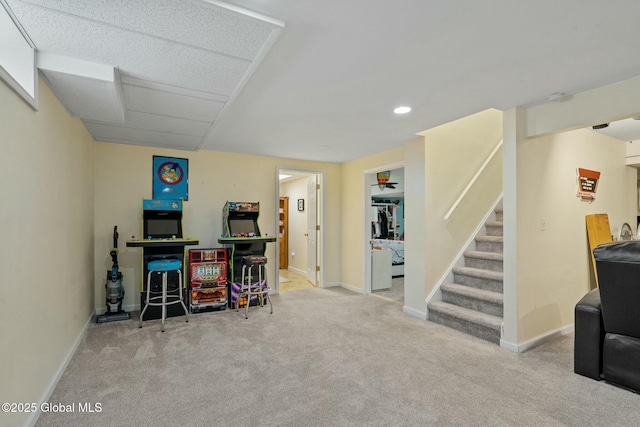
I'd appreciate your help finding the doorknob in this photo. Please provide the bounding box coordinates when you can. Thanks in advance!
[304,233,309,236]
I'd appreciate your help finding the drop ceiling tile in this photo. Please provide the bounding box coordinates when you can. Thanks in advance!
[40,69,124,122]
[8,3,252,94]
[85,122,202,150]
[87,111,211,137]
[122,84,224,122]
[15,0,280,60]
[120,75,228,103]
[5,0,284,153]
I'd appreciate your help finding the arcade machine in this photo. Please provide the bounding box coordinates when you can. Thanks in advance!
[218,201,276,308]
[126,199,198,320]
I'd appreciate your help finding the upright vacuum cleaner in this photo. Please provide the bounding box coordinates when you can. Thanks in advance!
[97,226,131,323]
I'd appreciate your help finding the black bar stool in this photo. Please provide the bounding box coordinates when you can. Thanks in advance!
[237,255,272,319]
[139,258,189,331]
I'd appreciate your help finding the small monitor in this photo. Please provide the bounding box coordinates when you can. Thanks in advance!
[229,218,258,236]
[144,211,182,239]
[146,219,180,238]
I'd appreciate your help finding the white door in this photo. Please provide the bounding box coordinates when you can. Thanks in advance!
[306,175,318,285]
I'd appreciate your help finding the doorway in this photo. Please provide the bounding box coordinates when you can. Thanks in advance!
[276,167,324,293]
[365,164,405,304]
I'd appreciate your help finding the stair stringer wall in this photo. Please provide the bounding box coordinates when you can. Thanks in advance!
[425,193,504,323]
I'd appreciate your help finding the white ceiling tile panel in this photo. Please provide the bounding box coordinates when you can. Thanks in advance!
[120,75,229,103]
[101,139,199,151]
[85,122,202,150]
[13,0,279,60]
[87,111,211,138]
[123,84,224,122]
[109,137,199,150]
[7,3,252,94]
[41,69,124,122]
[5,0,283,154]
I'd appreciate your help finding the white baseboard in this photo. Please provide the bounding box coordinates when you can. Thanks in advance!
[500,323,574,353]
[27,313,93,427]
[403,305,427,319]
[324,281,341,288]
[499,339,519,353]
[339,283,364,294]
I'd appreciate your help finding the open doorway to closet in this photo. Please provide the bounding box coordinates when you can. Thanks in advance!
[366,166,405,304]
[276,168,323,293]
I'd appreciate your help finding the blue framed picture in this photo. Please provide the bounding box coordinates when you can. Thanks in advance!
[153,156,188,200]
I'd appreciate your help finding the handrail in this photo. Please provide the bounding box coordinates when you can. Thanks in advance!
[443,138,503,221]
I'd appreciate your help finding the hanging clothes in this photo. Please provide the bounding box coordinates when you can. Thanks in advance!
[379,209,388,239]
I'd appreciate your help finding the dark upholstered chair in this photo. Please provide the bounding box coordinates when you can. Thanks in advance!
[574,240,640,393]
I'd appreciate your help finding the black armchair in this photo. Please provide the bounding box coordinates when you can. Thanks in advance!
[574,240,640,393]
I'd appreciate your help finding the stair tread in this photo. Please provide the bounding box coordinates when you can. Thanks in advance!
[475,235,503,242]
[453,266,503,280]
[428,301,502,330]
[485,220,503,227]
[442,283,503,304]
[464,250,503,261]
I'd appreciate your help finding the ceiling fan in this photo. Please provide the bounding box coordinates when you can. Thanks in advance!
[372,171,397,189]
[372,182,398,189]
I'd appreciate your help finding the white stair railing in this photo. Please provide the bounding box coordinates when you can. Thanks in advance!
[443,138,503,221]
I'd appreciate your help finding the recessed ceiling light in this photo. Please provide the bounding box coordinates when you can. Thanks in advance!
[394,106,411,114]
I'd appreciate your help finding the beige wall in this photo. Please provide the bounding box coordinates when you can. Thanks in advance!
[0,78,95,427]
[94,143,341,310]
[340,147,405,291]
[504,76,640,349]
[280,177,309,273]
[515,128,636,342]
[421,109,503,297]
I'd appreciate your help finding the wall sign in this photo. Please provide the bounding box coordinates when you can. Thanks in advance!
[577,168,600,203]
[153,156,188,200]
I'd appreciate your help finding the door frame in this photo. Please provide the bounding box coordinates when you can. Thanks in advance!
[363,161,404,294]
[275,166,325,292]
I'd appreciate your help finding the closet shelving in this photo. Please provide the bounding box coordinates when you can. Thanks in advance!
[279,197,288,269]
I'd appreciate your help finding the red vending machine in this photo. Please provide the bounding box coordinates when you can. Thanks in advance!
[188,248,228,313]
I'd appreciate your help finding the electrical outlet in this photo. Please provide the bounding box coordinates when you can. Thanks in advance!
[540,218,547,231]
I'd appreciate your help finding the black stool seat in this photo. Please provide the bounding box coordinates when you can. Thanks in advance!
[242,255,268,266]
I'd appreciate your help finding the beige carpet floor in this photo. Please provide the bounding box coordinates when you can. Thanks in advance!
[34,287,640,427]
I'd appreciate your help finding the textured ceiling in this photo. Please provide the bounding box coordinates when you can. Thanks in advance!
[5,0,283,150]
[6,0,640,163]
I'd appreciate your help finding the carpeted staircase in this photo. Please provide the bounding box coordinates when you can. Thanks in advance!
[428,207,503,344]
